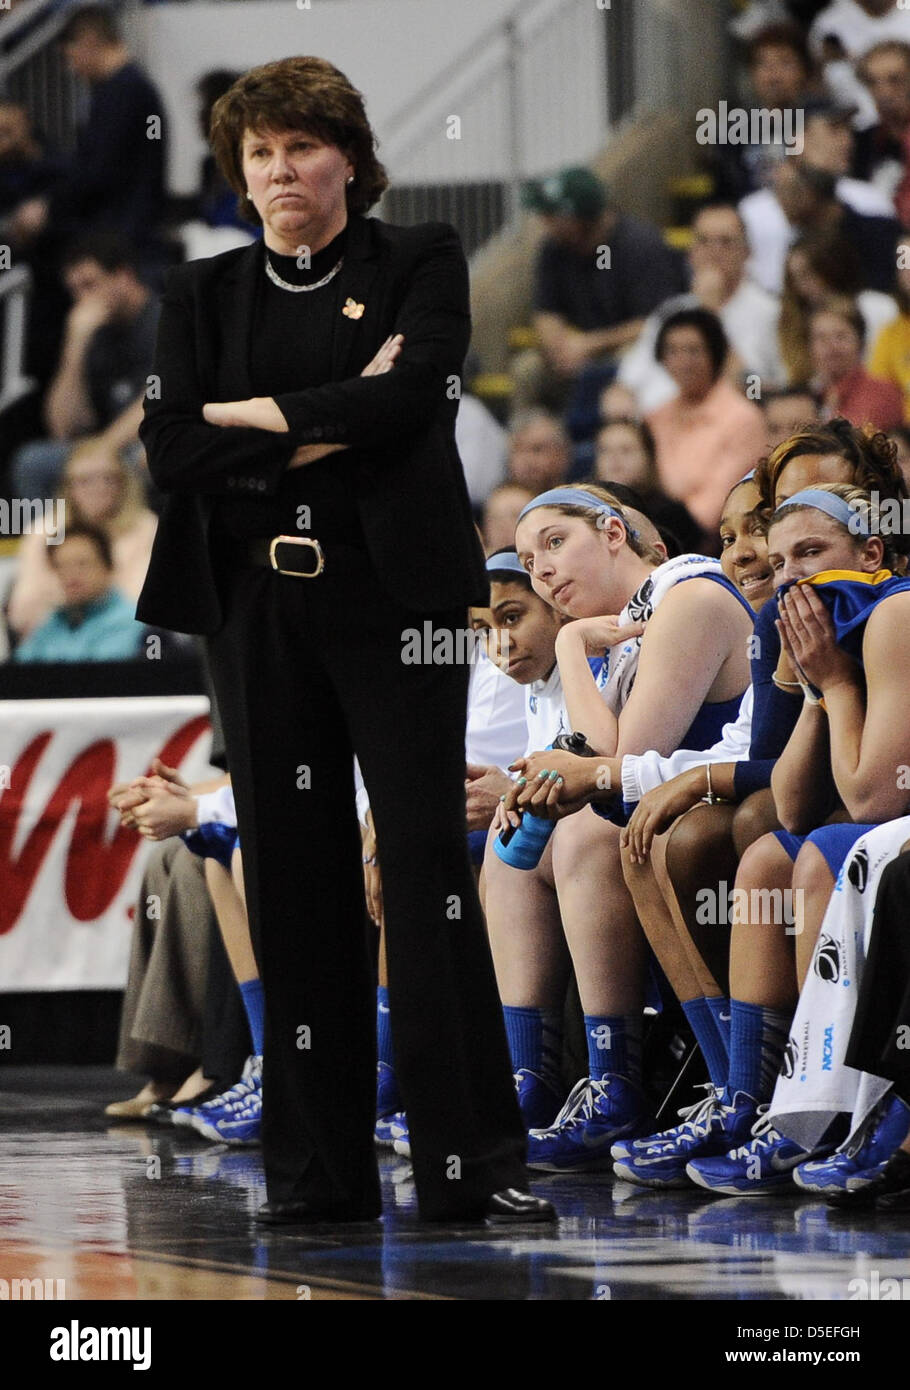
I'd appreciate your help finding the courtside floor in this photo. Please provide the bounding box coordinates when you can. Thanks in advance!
[2,1066,909,1305]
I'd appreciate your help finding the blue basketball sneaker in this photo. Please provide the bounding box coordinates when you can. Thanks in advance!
[612,1087,759,1189]
[526,1074,652,1172]
[390,1114,411,1159]
[795,1093,910,1195]
[514,1068,564,1131]
[192,1088,262,1145]
[375,1061,404,1148]
[376,1109,407,1149]
[174,1054,261,1135]
[686,1110,827,1195]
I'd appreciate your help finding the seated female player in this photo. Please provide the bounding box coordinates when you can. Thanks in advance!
[680,485,910,1194]
[486,483,753,1165]
[517,424,909,1129]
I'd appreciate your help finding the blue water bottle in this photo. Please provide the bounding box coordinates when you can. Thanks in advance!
[493,731,593,870]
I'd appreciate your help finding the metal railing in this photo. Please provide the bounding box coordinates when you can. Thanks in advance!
[0,0,82,151]
[377,0,609,250]
[0,263,36,416]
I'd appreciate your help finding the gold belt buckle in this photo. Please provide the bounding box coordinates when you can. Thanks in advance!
[268,535,325,577]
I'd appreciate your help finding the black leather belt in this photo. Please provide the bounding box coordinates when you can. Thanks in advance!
[245,534,326,577]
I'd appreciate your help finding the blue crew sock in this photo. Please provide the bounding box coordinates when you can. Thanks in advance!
[377,985,395,1068]
[503,1005,563,1091]
[726,999,791,1102]
[238,978,265,1057]
[584,1013,642,1085]
[705,995,732,1058]
[681,997,728,1090]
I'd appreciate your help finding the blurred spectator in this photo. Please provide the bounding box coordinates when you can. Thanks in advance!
[13,522,146,663]
[868,232,910,417]
[708,23,814,201]
[0,99,61,222]
[888,423,910,482]
[592,416,704,553]
[646,308,767,534]
[810,294,904,425]
[505,410,571,492]
[853,41,910,202]
[741,157,899,292]
[455,392,508,508]
[177,69,256,262]
[0,100,69,399]
[618,203,785,412]
[195,70,245,230]
[10,234,157,501]
[10,6,167,267]
[8,442,157,640]
[597,380,640,421]
[516,166,684,411]
[481,481,535,554]
[810,0,910,52]
[810,1,910,127]
[801,95,895,209]
[761,385,821,448]
[778,229,897,382]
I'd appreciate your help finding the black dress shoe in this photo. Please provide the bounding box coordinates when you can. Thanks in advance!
[826,1148,910,1210]
[484,1189,557,1225]
[255,1200,381,1226]
[863,1148,910,1210]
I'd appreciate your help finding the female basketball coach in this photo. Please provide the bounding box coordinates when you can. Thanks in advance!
[135,56,552,1226]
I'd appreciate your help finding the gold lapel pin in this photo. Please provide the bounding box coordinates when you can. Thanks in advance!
[342,298,365,319]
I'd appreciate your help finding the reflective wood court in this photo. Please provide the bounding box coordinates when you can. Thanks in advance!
[2,1066,909,1306]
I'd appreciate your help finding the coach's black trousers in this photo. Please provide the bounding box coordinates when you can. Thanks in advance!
[206,541,527,1219]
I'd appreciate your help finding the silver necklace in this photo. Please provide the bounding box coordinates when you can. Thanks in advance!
[264,251,344,293]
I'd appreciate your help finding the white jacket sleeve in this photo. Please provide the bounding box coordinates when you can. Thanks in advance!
[195,781,237,827]
[354,757,371,828]
[620,687,753,805]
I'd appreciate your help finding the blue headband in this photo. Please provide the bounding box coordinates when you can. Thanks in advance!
[516,487,640,540]
[775,488,869,536]
[739,469,755,483]
[486,551,528,578]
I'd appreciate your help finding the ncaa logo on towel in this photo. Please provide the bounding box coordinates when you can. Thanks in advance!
[847,847,869,893]
[813,934,841,985]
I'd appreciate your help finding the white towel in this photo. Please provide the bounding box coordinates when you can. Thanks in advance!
[767,816,910,1150]
[597,553,724,715]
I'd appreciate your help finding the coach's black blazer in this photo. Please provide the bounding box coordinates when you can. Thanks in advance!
[136,215,489,635]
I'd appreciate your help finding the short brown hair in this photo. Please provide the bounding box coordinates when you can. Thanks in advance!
[209,56,388,224]
[857,39,910,83]
[809,294,865,349]
[748,22,811,74]
[51,521,114,571]
[60,5,120,46]
[755,418,909,558]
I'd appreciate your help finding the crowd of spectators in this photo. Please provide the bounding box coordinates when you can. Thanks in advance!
[0,7,249,666]
[486,8,910,546]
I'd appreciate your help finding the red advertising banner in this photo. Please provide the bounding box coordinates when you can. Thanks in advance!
[0,698,215,990]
